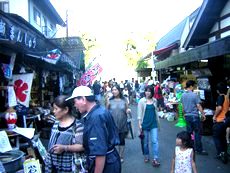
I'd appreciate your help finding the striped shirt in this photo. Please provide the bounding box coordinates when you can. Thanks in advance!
[45,119,84,173]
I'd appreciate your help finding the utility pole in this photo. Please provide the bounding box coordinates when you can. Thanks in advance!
[66,10,68,38]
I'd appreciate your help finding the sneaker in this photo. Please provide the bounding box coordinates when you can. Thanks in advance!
[196,150,208,155]
[120,158,124,163]
[152,159,160,167]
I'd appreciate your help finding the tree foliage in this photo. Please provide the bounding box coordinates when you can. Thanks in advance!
[80,32,98,67]
[136,59,148,70]
[122,32,156,70]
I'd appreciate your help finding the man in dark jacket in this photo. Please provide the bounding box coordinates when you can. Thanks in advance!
[66,86,121,173]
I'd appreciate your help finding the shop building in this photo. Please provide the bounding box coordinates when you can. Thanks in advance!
[145,0,230,110]
[0,0,85,126]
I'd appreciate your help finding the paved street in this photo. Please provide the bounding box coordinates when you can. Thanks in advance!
[121,104,230,173]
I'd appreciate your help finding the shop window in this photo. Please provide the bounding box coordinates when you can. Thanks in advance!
[42,17,48,36]
[33,7,41,26]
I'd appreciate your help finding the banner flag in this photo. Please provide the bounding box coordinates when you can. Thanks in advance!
[77,63,103,86]
[43,49,62,64]
[13,73,34,107]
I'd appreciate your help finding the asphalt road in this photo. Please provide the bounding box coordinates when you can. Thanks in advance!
[121,104,230,173]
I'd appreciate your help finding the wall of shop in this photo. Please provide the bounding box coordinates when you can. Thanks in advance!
[28,0,57,38]
[209,0,230,41]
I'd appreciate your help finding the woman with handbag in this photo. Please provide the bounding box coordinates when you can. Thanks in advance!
[106,84,131,163]
[45,95,85,173]
[137,85,161,167]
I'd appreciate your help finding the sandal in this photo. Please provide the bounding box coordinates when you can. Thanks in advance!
[144,158,149,163]
[152,159,160,167]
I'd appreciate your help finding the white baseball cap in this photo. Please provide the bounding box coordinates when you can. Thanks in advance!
[66,86,93,101]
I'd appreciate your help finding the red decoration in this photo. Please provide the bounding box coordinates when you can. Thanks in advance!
[14,79,28,102]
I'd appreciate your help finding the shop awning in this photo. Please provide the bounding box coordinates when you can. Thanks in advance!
[0,11,77,72]
[153,43,178,56]
[155,36,230,70]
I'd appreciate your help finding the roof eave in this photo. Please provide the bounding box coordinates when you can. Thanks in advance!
[183,0,208,49]
[41,0,65,26]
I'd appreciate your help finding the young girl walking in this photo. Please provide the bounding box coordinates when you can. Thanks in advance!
[170,131,197,173]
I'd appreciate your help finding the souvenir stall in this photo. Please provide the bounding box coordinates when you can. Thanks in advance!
[0,10,84,172]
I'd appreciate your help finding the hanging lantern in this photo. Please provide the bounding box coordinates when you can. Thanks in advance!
[5,107,17,129]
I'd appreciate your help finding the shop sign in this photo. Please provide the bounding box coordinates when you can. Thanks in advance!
[0,19,37,49]
[61,53,76,68]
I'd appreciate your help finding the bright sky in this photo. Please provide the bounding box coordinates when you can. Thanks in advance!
[51,0,203,81]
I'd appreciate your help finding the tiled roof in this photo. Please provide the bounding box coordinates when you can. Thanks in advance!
[156,8,200,51]
[183,0,228,49]
[156,18,187,50]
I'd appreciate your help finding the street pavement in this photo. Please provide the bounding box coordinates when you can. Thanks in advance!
[121,104,230,173]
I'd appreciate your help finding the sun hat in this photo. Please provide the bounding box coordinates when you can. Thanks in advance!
[66,86,93,101]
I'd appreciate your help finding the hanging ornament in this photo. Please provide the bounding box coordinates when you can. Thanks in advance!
[5,107,17,129]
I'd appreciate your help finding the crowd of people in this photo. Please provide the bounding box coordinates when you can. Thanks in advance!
[44,77,230,173]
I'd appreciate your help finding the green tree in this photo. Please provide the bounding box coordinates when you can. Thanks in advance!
[122,32,156,70]
[136,59,148,70]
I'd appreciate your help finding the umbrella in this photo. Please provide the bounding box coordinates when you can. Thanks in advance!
[138,130,145,154]
[127,121,134,139]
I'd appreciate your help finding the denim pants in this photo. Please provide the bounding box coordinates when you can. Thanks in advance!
[185,116,203,152]
[143,128,159,159]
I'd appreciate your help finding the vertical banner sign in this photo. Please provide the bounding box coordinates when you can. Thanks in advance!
[13,73,34,107]
[77,63,103,86]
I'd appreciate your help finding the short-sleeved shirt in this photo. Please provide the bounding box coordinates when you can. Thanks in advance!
[109,98,128,133]
[216,95,224,106]
[181,90,201,117]
[216,95,229,122]
[154,85,163,99]
[83,104,119,157]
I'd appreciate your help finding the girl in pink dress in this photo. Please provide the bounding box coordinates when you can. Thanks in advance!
[170,131,197,173]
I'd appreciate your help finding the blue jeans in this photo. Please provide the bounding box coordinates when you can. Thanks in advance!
[143,128,159,159]
[185,116,203,152]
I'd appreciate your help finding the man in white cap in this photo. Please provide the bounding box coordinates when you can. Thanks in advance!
[66,86,121,173]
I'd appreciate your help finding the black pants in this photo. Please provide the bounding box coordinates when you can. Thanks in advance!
[213,122,227,155]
